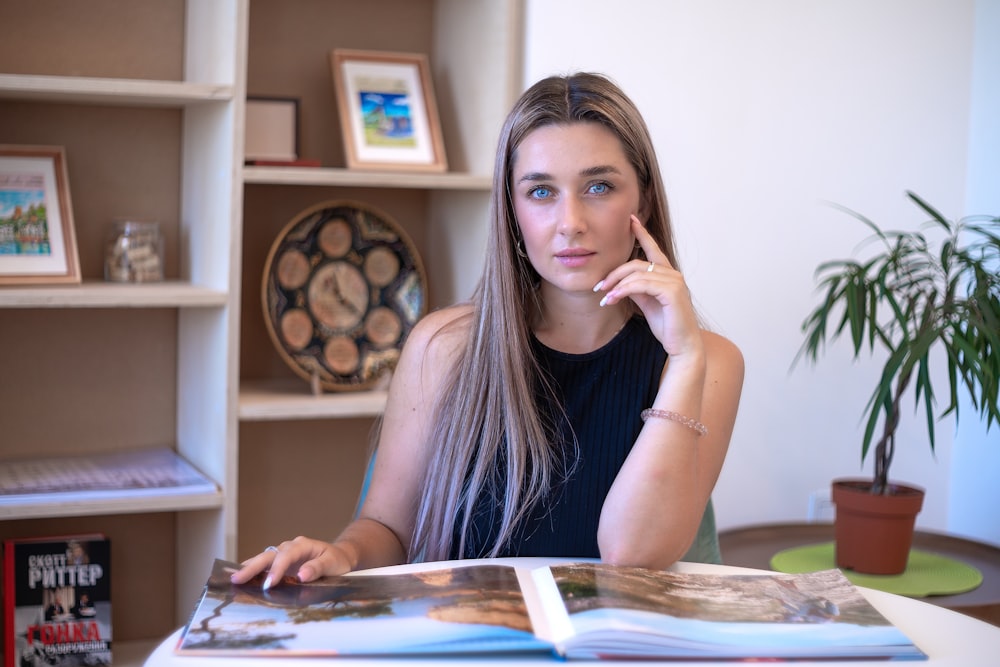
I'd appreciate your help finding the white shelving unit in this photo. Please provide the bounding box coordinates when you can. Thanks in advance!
[0,3,243,664]
[0,1,522,663]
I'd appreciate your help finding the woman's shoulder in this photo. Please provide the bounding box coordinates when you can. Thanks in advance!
[403,303,473,357]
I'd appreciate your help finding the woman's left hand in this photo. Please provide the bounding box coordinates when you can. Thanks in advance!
[596,215,702,360]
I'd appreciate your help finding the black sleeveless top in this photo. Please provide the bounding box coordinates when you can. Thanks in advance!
[450,316,666,559]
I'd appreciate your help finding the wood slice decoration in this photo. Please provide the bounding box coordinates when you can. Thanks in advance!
[262,201,427,391]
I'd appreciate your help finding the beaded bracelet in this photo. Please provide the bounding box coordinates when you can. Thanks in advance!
[640,408,708,436]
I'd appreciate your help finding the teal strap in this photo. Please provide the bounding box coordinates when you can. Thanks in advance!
[353,448,377,520]
[681,499,722,564]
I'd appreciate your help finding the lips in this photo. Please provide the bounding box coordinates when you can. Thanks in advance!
[555,249,595,268]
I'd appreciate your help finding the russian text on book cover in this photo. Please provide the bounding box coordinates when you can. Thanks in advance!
[3,535,111,667]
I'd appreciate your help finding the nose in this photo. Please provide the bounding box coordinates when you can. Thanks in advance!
[556,197,588,236]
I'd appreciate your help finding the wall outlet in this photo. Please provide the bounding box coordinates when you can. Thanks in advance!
[808,488,835,522]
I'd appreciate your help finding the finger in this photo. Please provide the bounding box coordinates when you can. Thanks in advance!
[296,555,335,583]
[261,545,299,590]
[230,549,278,585]
[233,543,301,590]
[631,215,672,269]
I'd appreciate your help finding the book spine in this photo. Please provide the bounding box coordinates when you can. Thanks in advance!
[3,540,15,667]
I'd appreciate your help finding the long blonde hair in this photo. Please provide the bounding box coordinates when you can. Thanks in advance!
[410,72,679,561]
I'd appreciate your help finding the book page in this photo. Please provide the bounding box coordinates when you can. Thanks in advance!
[177,560,553,657]
[521,564,575,647]
[545,563,923,660]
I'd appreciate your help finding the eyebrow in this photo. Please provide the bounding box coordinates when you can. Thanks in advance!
[516,164,623,184]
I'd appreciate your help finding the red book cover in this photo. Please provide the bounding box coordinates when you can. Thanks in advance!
[3,534,111,667]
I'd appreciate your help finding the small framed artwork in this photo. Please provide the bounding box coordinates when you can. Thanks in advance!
[330,49,447,172]
[245,96,299,163]
[0,145,80,285]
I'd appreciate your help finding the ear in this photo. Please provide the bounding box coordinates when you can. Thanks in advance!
[636,191,653,225]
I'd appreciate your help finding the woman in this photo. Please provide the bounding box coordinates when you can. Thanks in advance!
[234,72,744,590]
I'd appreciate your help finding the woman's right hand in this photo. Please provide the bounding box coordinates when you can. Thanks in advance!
[230,536,355,590]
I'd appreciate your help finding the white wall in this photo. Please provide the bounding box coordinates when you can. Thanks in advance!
[949,0,1000,546]
[524,0,998,543]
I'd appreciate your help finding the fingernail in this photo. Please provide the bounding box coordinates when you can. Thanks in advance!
[262,575,273,591]
[599,294,610,307]
[593,280,604,292]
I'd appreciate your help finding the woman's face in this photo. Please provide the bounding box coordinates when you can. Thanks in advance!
[511,122,643,296]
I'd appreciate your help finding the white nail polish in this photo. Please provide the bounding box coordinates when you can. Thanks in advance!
[599,294,610,307]
[262,575,273,591]
[593,280,604,292]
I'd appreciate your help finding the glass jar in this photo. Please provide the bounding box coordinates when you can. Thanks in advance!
[104,221,164,282]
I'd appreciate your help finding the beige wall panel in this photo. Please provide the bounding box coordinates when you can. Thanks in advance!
[0,0,184,80]
[0,309,177,457]
[237,418,374,560]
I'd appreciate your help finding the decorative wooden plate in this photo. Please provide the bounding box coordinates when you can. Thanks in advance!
[262,201,427,392]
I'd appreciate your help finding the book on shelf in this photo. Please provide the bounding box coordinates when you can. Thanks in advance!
[175,558,925,661]
[3,534,112,667]
[245,158,321,167]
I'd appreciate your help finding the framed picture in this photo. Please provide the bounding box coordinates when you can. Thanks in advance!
[330,49,447,172]
[245,96,300,163]
[0,145,80,285]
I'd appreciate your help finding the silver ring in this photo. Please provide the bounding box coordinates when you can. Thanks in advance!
[265,545,279,554]
[647,262,655,272]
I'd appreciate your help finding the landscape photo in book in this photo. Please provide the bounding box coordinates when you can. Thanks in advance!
[547,563,923,660]
[177,559,925,661]
[177,560,551,656]
[2,534,112,667]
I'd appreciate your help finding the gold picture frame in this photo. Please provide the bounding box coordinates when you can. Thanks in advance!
[330,49,447,172]
[0,145,80,285]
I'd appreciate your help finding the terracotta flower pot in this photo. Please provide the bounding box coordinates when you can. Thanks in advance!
[831,479,925,575]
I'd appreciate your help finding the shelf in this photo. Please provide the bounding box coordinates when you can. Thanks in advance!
[243,165,492,190]
[0,73,232,107]
[239,379,388,421]
[0,447,222,520]
[0,281,228,308]
[0,487,224,520]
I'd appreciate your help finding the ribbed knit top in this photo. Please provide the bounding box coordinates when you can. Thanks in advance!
[450,315,666,559]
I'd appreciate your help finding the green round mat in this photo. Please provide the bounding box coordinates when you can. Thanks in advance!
[770,542,983,597]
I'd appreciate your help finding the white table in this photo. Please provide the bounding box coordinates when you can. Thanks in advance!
[145,559,1000,666]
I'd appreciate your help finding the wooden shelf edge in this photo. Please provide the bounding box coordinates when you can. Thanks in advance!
[0,281,228,308]
[0,490,223,520]
[243,165,492,190]
[239,379,388,421]
[0,73,232,107]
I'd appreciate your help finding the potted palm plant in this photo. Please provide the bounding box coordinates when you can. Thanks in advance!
[797,191,1000,574]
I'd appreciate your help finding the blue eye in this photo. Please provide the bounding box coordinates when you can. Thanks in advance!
[588,182,611,195]
[528,186,552,199]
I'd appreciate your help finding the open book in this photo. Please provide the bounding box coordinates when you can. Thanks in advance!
[175,559,925,661]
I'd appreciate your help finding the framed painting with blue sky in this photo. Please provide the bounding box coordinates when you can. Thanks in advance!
[330,49,447,172]
[0,145,79,285]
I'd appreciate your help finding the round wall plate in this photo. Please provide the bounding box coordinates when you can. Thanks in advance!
[262,200,427,392]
